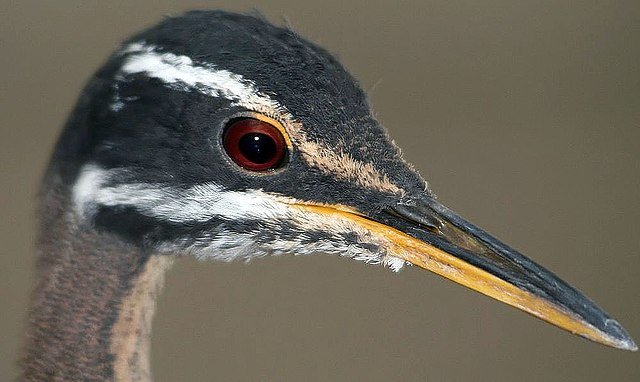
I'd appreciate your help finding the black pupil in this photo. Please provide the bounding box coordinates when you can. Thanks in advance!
[238,133,277,164]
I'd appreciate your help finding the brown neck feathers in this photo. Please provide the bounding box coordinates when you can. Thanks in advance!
[21,177,172,381]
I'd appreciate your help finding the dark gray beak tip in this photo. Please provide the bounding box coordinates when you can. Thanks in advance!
[605,319,638,351]
[385,197,638,351]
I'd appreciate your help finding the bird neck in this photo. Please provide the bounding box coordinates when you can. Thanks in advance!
[21,176,173,382]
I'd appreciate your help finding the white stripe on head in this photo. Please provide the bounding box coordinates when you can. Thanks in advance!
[115,42,403,194]
[72,164,294,224]
[119,42,281,113]
[72,164,406,270]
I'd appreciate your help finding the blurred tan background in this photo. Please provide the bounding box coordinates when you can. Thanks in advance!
[1,1,639,381]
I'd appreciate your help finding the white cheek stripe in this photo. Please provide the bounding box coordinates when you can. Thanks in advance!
[72,164,406,270]
[73,164,294,224]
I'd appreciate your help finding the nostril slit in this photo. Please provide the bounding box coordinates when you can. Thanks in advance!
[386,204,443,234]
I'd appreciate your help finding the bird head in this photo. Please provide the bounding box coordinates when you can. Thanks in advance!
[52,11,635,350]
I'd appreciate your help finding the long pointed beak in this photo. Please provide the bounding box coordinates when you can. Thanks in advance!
[294,197,637,351]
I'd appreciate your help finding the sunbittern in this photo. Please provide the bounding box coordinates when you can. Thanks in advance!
[22,10,636,381]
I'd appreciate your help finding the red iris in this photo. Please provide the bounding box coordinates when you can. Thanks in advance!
[223,118,287,171]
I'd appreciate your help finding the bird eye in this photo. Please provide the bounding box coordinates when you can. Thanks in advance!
[223,118,287,171]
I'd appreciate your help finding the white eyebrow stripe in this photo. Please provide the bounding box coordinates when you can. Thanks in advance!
[119,42,282,112]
